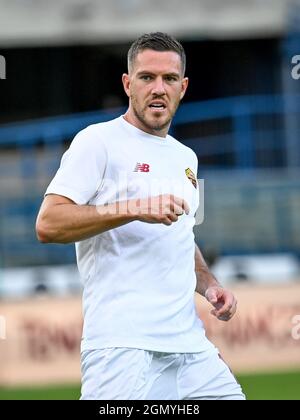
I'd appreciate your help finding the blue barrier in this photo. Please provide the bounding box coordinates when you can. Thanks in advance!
[0,95,300,267]
[1,94,299,170]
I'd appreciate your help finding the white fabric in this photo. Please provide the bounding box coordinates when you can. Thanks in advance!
[80,347,246,400]
[46,116,213,353]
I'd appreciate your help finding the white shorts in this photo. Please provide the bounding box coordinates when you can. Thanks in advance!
[80,346,246,400]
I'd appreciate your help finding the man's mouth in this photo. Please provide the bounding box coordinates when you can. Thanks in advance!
[148,101,167,111]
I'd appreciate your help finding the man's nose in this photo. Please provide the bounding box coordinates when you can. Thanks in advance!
[151,78,166,96]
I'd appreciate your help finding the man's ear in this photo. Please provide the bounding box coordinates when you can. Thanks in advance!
[122,73,130,97]
[180,77,189,100]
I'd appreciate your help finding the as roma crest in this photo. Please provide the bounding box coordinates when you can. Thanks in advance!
[185,168,197,189]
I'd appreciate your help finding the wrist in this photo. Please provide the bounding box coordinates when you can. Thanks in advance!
[124,199,142,221]
[97,201,138,222]
[204,283,223,299]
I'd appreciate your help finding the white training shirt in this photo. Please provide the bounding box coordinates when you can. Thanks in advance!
[46,116,213,353]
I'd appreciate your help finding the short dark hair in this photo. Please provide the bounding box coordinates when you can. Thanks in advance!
[127,32,186,75]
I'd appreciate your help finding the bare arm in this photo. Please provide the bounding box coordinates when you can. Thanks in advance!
[36,194,136,243]
[195,244,221,296]
[36,194,189,244]
[195,244,237,321]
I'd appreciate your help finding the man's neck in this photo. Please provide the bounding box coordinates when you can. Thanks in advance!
[123,111,169,138]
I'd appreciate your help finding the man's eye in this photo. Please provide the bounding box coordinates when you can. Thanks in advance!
[166,76,177,82]
[141,75,151,81]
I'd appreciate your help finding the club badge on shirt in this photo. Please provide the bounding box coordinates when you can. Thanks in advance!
[185,168,197,189]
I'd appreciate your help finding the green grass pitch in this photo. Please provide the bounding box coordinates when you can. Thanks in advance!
[0,370,299,400]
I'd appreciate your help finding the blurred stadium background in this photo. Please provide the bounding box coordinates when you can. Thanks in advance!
[0,0,300,400]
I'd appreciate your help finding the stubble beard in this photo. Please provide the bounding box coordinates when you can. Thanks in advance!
[131,96,180,134]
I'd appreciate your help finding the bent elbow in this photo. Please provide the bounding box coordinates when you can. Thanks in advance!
[36,221,53,244]
[36,219,70,244]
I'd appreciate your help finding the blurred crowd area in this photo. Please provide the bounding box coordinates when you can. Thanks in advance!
[1,0,300,296]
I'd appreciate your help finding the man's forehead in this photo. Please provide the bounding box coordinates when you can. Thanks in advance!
[133,49,182,73]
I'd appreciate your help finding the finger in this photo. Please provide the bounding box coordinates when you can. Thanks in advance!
[182,200,190,215]
[211,309,217,317]
[162,217,173,226]
[172,196,190,215]
[205,288,219,304]
[168,201,184,216]
[215,304,232,318]
[211,309,232,322]
[213,293,234,314]
[218,314,232,321]
[173,204,185,216]
[215,299,236,319]
[167,213,179,222]
[229,300,238,317]
[219,302,237,320]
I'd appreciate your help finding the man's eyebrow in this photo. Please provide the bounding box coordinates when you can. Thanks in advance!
[136,71,156,76]
[136,71,181,78]
[164,72,181,78]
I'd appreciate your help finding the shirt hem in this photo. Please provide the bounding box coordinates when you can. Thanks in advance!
[45,186,87,205]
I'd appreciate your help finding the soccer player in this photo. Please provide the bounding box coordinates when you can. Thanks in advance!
[36,32,245,400]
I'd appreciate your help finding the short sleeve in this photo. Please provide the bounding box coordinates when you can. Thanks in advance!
[45,126,107,205]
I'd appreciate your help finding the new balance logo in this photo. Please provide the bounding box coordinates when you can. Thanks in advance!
[134,163,150,172]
